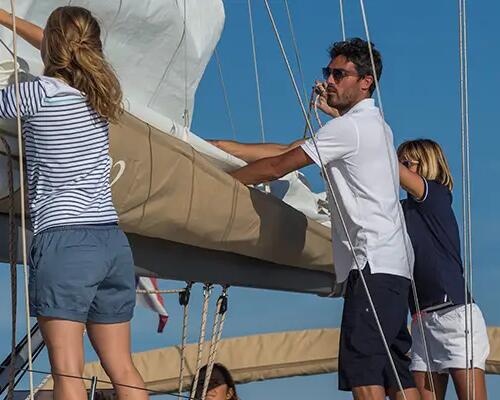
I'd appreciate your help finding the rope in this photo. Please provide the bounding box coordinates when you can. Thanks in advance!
[247,0,266,144]
[213,49,237,140]
[0,365,199,400]
[458,0,474,397]
[182,0,190,140]
[302,90,316,139]
[189,284,212,400]
[0,135,16,400]
[8,2,34,398]
[356,2,439,398]
[136,288,185,295]
[339,0,346,41]
[200,287,228,400]
[262,1,408,397]
[283,0,308,103]
[177,283,192,399]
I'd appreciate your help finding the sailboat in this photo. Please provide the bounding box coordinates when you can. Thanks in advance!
[0,1,341,398]
[0,1,497,399]
[0,0,338,296]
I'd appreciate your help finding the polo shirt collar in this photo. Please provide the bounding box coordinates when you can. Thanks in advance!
[345,98,375,116]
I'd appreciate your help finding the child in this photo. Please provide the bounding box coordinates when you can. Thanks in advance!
[399,139,489,400]
[191,363,239,400]
[0,7,148,399]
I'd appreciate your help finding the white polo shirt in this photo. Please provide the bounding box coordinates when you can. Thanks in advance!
[301,98,414,282]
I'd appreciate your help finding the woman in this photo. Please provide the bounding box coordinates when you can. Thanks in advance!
[0,7,147,400]
[192,363,239,400]
[398,139,489,400]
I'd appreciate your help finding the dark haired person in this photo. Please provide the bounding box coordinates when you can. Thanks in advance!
[211,38,418,400]
[191,363,239,400]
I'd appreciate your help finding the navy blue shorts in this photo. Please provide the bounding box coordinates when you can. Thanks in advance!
[29,224,136,324]
[338,263,415,391]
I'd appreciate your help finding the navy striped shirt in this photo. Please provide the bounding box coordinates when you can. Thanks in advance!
[0,76,118,234]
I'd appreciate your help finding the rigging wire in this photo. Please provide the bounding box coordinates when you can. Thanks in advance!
[214,49,238,140]
[8,1,34,398]
[458,0,474,397]
[247,0,266,144]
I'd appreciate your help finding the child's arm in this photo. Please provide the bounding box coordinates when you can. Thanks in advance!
[0,9,44,50]
[399,162,426,200]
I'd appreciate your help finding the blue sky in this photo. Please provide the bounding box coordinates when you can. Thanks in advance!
[1,0,500,399]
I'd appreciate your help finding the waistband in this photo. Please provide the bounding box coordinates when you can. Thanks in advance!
[37,222,119,235]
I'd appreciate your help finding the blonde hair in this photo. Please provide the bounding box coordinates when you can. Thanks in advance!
[43,6,123,122]
[397,139,454,191]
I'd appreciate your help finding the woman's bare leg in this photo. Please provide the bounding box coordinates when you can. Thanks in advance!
[86,321,148,400]
[38,317,87,400]
[412,371,448,400]
[449,368,487,400]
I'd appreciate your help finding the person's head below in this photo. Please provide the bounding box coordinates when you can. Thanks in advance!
[192,363,239,400]
[322,37,382,115]
[398,139,454,191]
[42,6,123,122]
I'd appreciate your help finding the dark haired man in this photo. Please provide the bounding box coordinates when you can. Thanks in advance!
[212,38,418,400]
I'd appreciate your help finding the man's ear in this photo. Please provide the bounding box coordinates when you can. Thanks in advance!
[360,74,374,93]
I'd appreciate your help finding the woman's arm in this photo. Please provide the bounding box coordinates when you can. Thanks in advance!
[209,138,305,163]
[0,9,43,50]
[399,162,426,200]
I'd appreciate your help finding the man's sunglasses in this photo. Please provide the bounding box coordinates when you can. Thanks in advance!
[322,67,359,82]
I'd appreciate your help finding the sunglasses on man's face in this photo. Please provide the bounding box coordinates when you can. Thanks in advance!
[322,67,359,82]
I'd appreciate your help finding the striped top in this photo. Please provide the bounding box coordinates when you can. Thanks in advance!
[0,76,118,234]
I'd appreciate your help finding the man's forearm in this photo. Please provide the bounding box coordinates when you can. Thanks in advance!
[0,10,43,50]
[211,139,304,163]
[230,157,281,185]
[230,146,312,186]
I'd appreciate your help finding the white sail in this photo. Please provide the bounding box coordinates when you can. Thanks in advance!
[0,1,336,294]
[0,0,224,127]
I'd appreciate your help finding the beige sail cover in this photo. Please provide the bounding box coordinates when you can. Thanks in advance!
[38,327,500,393]
[107,112,333,273]
[0,111,334,274]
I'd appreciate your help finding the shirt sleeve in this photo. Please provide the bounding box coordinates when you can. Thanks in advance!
[0,79,45,119]
[414,178,451,211]
[300,116,358,166]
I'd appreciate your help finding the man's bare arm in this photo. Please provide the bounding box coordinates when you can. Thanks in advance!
[209,139,305,163]
[0,9,43,50]
[230,146,313,186]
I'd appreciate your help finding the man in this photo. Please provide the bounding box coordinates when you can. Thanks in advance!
[214,38,419,400]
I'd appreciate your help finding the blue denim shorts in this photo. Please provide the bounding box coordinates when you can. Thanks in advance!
[29,224,136,323]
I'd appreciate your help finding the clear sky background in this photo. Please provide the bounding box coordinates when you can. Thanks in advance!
[1,0,500,399]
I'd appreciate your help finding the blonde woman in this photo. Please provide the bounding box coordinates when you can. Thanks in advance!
[398,139,489,400]
[0,7,147,400]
